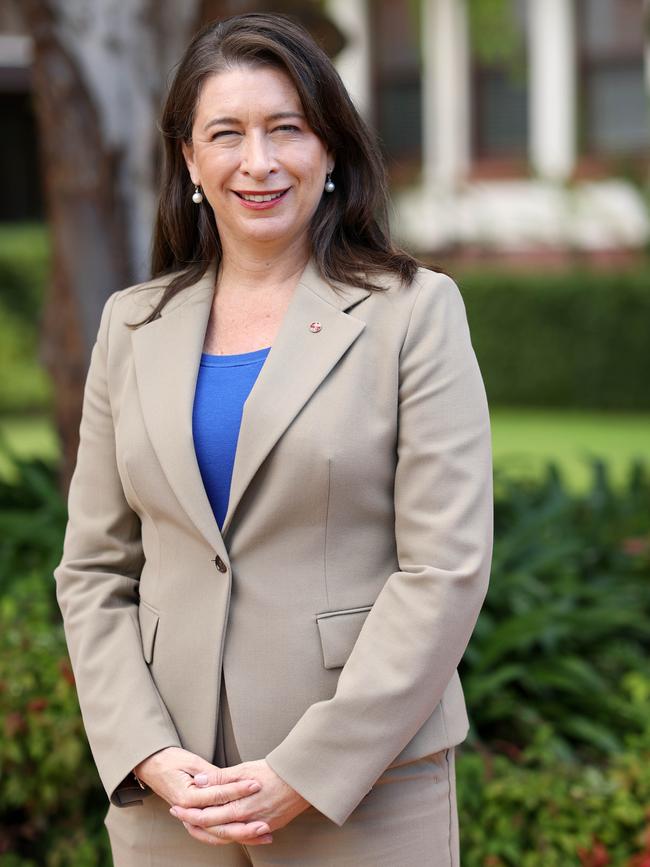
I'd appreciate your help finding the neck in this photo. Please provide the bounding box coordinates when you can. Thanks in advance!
[217,235,311,294]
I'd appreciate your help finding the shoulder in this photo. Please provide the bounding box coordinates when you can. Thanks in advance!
[407,267,463,307]
[99,266,212,340]
[111,270,182,315]
[358,267,465,332]
[364,266,462,307]
[398,267,472,357]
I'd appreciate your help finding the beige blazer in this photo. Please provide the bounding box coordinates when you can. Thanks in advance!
[54,257,493,827]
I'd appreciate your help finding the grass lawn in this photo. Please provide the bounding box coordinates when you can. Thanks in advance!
[1,407,649,492]
[491,407,650,491]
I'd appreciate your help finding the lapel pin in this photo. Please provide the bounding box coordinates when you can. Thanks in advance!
[309,321,322,333]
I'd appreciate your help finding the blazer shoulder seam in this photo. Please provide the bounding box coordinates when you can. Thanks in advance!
[399,268,459,356]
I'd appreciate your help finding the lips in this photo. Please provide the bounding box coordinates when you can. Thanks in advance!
[234,188,290,202]
[232,187,291,211]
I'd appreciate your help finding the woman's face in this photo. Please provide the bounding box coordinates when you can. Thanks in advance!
[182,64,334,255]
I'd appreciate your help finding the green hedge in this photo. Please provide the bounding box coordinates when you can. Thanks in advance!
[457,266,650,411]
[1,223,650,412]
[1,448,650,863]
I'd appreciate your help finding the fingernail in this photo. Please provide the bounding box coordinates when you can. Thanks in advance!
[248,782,261,793]
[255,824,270,836]
[169,807,178,817]
[259,835,273,844]
[194,773,209,786]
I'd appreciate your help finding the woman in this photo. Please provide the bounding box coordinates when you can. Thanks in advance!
[54,12,493,866]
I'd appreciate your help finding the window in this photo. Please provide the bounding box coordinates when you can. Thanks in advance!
[470,0,528,164]
[370,0,422,182]
[577,0,649,155]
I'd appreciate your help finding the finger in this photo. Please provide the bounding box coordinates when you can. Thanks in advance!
[183,822,228,847]
[182,821,272,846]
[247,835,274,846]
[172,803,262,829]
[193,762,246,788]
[179,755,225,783]
[179,780,260,809]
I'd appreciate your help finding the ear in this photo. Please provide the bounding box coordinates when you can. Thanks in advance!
[181,141,200,186]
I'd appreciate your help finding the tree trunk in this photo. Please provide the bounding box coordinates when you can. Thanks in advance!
[24,0,200,490]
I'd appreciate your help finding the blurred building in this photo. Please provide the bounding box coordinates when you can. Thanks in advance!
[2,0,649,262]
[327,0,650,263]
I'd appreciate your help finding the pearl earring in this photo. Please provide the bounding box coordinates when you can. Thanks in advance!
[192,185,203,204]
[324,173,335,193]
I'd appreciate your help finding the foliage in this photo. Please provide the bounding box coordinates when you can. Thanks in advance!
[458,714,650,866]
[462,458,650,759]
[0,224,49,325]
[0,442,66,598]
[0,449,649,863]
[457,266,650,410]
[0,573,111,866]
[0,223,51,414]
[0,310,52,415]
[0,448,109,864]
[467,0,526,74]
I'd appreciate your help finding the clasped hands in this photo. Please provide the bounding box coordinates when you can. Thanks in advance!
[134,747,310,847]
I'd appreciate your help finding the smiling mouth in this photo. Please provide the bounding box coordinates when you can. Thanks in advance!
[234,189,290,203]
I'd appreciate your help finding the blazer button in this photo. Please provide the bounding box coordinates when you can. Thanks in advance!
[213,555,228,573]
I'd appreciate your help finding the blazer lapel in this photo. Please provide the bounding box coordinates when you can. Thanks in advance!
[131,257,370,550]
[221,261,369,537]
[131,263,224,553]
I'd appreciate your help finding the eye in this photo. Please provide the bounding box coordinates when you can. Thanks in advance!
[210,130,239,140]
[273,125,300,133]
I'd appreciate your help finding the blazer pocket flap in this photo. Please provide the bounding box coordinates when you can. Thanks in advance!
[138,600,159,664]
[316,605,372,669]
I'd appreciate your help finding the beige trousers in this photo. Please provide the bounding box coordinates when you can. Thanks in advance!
[105,680,460,866]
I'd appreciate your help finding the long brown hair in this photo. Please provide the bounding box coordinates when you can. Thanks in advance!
[138,12,426,326]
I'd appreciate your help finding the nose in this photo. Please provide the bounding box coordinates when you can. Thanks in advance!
[241,130,277,179]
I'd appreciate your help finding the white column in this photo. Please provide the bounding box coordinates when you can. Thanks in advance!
[528,0,577,181]
[422,0,471,192]
[325,0,371,120]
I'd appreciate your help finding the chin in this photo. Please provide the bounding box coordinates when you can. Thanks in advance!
[241,222,301,244]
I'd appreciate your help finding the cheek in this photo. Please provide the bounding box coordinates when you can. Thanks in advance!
[196,150,235,183]
[295,160,327,194]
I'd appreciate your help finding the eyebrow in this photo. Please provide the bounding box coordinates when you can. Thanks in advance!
[203,111,305,132]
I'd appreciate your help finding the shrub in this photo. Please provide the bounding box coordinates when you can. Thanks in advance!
[0,575,110,866]
[462,458,650,759]
[457,707,650,866]
[458,266,650,410]
[0,447,66,598]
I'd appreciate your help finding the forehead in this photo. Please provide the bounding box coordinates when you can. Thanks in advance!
[194,65,303,119]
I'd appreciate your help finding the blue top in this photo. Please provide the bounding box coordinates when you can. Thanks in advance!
[192,346,271,529]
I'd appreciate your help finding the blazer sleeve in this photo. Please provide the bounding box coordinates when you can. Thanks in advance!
[54,291,181,806]
[265,271,493,825]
